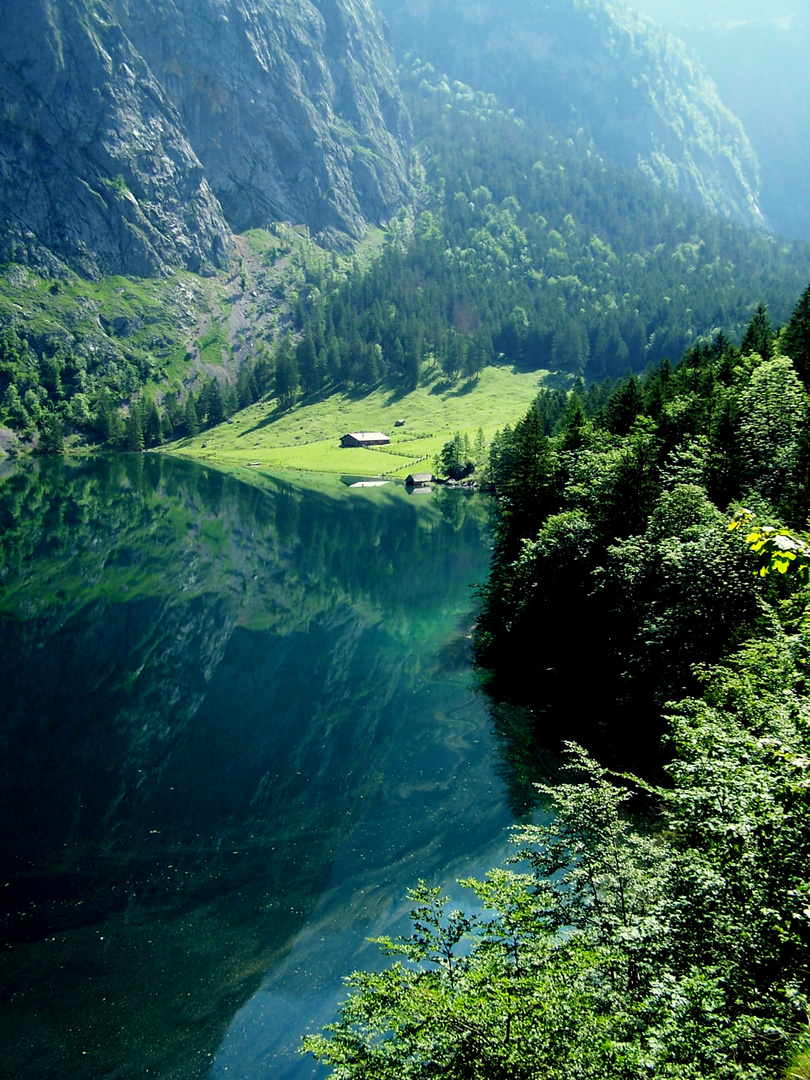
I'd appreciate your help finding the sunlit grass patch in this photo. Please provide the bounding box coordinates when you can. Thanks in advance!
[168,366,549,476]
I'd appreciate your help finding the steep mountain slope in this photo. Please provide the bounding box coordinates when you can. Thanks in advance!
[375,0,763,228]
[627,2,810,240]
[109,0,412,244]
[283,72,810,397]
[0,0,412,278]
[0,0,231,278]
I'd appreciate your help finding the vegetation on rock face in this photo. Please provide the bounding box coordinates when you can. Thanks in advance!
[304,295,810,1076]
[0,270,215,454]
[376,0,763,227]
[2,18,810,458]
[287,64,810,397]
[0,226,334,455]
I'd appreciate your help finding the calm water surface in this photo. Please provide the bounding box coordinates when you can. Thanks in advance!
[0,456,522,1080]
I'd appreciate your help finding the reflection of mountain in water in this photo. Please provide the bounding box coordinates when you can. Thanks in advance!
[0,456,506,1080]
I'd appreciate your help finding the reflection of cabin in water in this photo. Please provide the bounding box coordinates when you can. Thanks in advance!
[406,472,435,488]
[340,432,390,448]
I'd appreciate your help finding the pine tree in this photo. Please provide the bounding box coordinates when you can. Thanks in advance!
[92,388,113,443]
[560,392,588,450]
[603,374,643,435]
[1,383,29,431]
[274,345,299,409]
[403,343,420,390]
[125,409,144,452]
[496,404,559,556]
[780,281,810,387]
[296,336,319,394]
[203,378,224,428]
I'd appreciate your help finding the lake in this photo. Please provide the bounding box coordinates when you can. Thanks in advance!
[0,455,528,1080]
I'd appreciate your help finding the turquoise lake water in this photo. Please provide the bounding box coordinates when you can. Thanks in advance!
[0,456,523,1079]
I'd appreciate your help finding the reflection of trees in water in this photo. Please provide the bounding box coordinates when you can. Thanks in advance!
[482,653,672,819]
[0,455,498,1080]
[0,456,492,627]
[486,700,564,817]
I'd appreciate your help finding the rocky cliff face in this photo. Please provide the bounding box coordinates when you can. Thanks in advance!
[0,0,231,277]
[0,0,411,277]
[110,0,412,245]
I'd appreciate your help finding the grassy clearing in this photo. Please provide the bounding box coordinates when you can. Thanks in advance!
[167,366,550,476]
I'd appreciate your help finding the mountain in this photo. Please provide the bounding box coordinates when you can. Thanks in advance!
[2,0,810,460]
[625,1,810,240]
[0,0,231,278]
[0,0,411,278]
[109,0,412,243]
[374,0,764,229]
[285,70,810,393]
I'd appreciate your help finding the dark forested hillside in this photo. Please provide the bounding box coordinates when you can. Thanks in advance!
[304,280,810,1080]
[288,67,810,395]
[475,293,810,754]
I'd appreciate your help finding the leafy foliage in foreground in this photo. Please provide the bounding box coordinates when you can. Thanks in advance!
[305,644,810,1077]
[304,298,810,1077]
[731,511,810,582]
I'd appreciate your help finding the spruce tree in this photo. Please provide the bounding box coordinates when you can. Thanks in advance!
[781,281,810,387]
[38,413,64,455]
[183,394,199,437]
[125,409,144,452]
[740,303,774,360]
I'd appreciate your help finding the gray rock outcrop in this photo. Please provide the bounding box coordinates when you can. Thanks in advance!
[0,0,412,277]
[110,0,412,245]
[0,0,231,277]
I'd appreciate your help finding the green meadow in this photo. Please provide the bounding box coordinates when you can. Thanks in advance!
[167,366,551,477]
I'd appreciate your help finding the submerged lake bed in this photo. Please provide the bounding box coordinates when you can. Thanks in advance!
[0,456,520,1079]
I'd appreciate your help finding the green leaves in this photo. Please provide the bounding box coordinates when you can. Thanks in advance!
[729,509,810,582]
[374,882,476,990]
[306,661,810,1076]
[304,731,808,1078]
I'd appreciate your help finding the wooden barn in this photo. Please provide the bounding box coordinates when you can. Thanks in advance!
[405,472,435,488]
[340,432,390,448]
